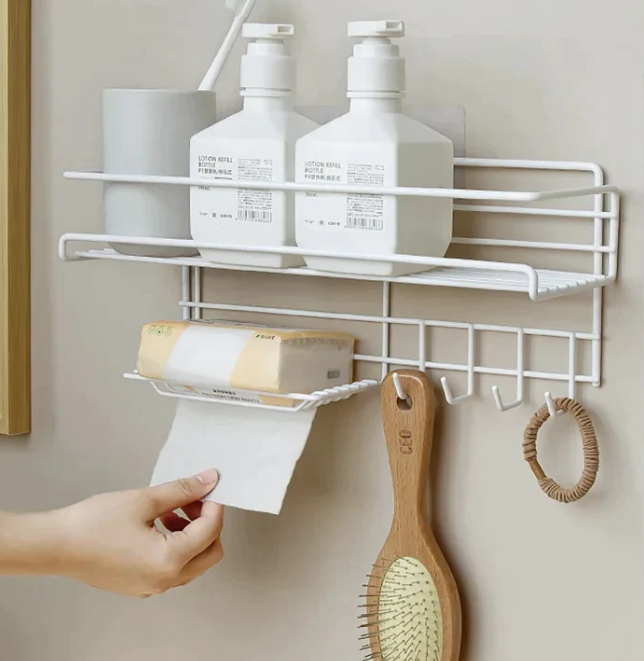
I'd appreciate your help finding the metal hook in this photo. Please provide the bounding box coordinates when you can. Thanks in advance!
[441,377,474,405]
[543,334,578,417]
[492,329,524,413]
[392,372,410,403]
[544,392,565,417]
[544,334,577,418]
[441,324,476,406]
[492,385,523,412]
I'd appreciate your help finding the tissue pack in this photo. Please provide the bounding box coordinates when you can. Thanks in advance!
[137,319,355,405]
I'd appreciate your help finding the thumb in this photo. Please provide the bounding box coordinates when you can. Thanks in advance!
[144,469,219,519]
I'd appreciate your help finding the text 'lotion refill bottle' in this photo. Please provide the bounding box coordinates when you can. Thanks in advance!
[190,23,319,268]
[295,21,454,277]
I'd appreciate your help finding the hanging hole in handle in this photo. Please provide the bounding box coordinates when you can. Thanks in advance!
[392,372,413,411]
[397,396,413,411]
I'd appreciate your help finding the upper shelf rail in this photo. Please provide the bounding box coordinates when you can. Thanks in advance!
[63,169,619,204]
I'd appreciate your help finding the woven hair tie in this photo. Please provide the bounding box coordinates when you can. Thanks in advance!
[523,398,599,503]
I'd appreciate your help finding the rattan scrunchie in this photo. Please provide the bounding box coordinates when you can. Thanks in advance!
[523,398,599,503]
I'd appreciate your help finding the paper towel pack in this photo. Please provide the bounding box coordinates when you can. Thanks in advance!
[138,319,355,405]
[151,400,317,515]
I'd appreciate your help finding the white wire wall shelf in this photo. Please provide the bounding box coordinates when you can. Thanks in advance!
[60,158,621,412]
[59,237,611,303]
[61,158,620,303]
[123,372,379,412]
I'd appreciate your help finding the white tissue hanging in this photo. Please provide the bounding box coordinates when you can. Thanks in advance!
[151,399,317,515]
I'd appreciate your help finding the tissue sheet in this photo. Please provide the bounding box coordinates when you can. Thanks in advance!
[151,399,317,515]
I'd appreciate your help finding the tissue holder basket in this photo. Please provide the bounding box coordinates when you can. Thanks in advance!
[124,372,379,413]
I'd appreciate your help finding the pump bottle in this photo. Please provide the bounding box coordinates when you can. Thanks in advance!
[191,24,319,267]
[295,20,454,276]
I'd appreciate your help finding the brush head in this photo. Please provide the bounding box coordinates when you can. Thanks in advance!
[359,557,443,661]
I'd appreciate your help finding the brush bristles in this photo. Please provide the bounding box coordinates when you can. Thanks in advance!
[358,557,443,661]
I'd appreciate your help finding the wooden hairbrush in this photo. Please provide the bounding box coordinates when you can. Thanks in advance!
[359,370,462,661]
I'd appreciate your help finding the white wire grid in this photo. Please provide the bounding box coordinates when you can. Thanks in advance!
[60,158,620,412]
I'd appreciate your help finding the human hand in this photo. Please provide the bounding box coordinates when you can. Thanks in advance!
[50,469,224,597]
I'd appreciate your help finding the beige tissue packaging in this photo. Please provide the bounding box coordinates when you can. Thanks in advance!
[137,319,356,406]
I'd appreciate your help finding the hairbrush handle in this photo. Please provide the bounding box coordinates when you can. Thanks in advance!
[370,371,461,661]
[381,370,436,525]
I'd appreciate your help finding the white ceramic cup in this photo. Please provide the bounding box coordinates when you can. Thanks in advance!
[104,89,217,257]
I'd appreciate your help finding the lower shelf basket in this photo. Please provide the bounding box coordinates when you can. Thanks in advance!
[123,372,380,412]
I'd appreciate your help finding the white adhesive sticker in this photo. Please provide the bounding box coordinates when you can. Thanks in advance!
[301,159,388,232]
[194,153,276,225]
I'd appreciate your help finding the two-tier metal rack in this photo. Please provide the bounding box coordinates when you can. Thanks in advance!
[60,157,620,413]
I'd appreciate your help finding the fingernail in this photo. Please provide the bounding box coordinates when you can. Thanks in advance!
[196,469,219,486]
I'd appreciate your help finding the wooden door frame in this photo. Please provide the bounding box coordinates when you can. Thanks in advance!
[0,0,30,435]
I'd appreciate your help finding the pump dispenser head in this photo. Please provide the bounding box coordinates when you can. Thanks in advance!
[240,23,295,97]
[347,20,406,98]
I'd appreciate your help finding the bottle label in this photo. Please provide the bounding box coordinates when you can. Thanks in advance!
[301,160,387,232]
[194,154,276,225]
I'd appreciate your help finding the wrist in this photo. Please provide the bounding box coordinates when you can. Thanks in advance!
[0,510,69,577]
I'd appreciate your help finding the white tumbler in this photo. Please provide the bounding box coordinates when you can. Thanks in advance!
[103,89,217,257]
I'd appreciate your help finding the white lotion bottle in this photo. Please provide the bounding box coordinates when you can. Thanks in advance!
[190,23,319,268]
[295,20,454,277]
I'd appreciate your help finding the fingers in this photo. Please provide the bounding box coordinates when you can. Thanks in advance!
[143,470,219,520]
[147,502,225,596]
[177,538,225,586]
[169,501,224,565]
[159,512,190,533]
[180,501,203,521]
[159,500,205,532]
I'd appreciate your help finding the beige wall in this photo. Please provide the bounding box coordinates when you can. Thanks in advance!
[0,0,642,659]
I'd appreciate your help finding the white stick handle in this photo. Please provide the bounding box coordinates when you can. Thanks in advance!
[198,0,258,91]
